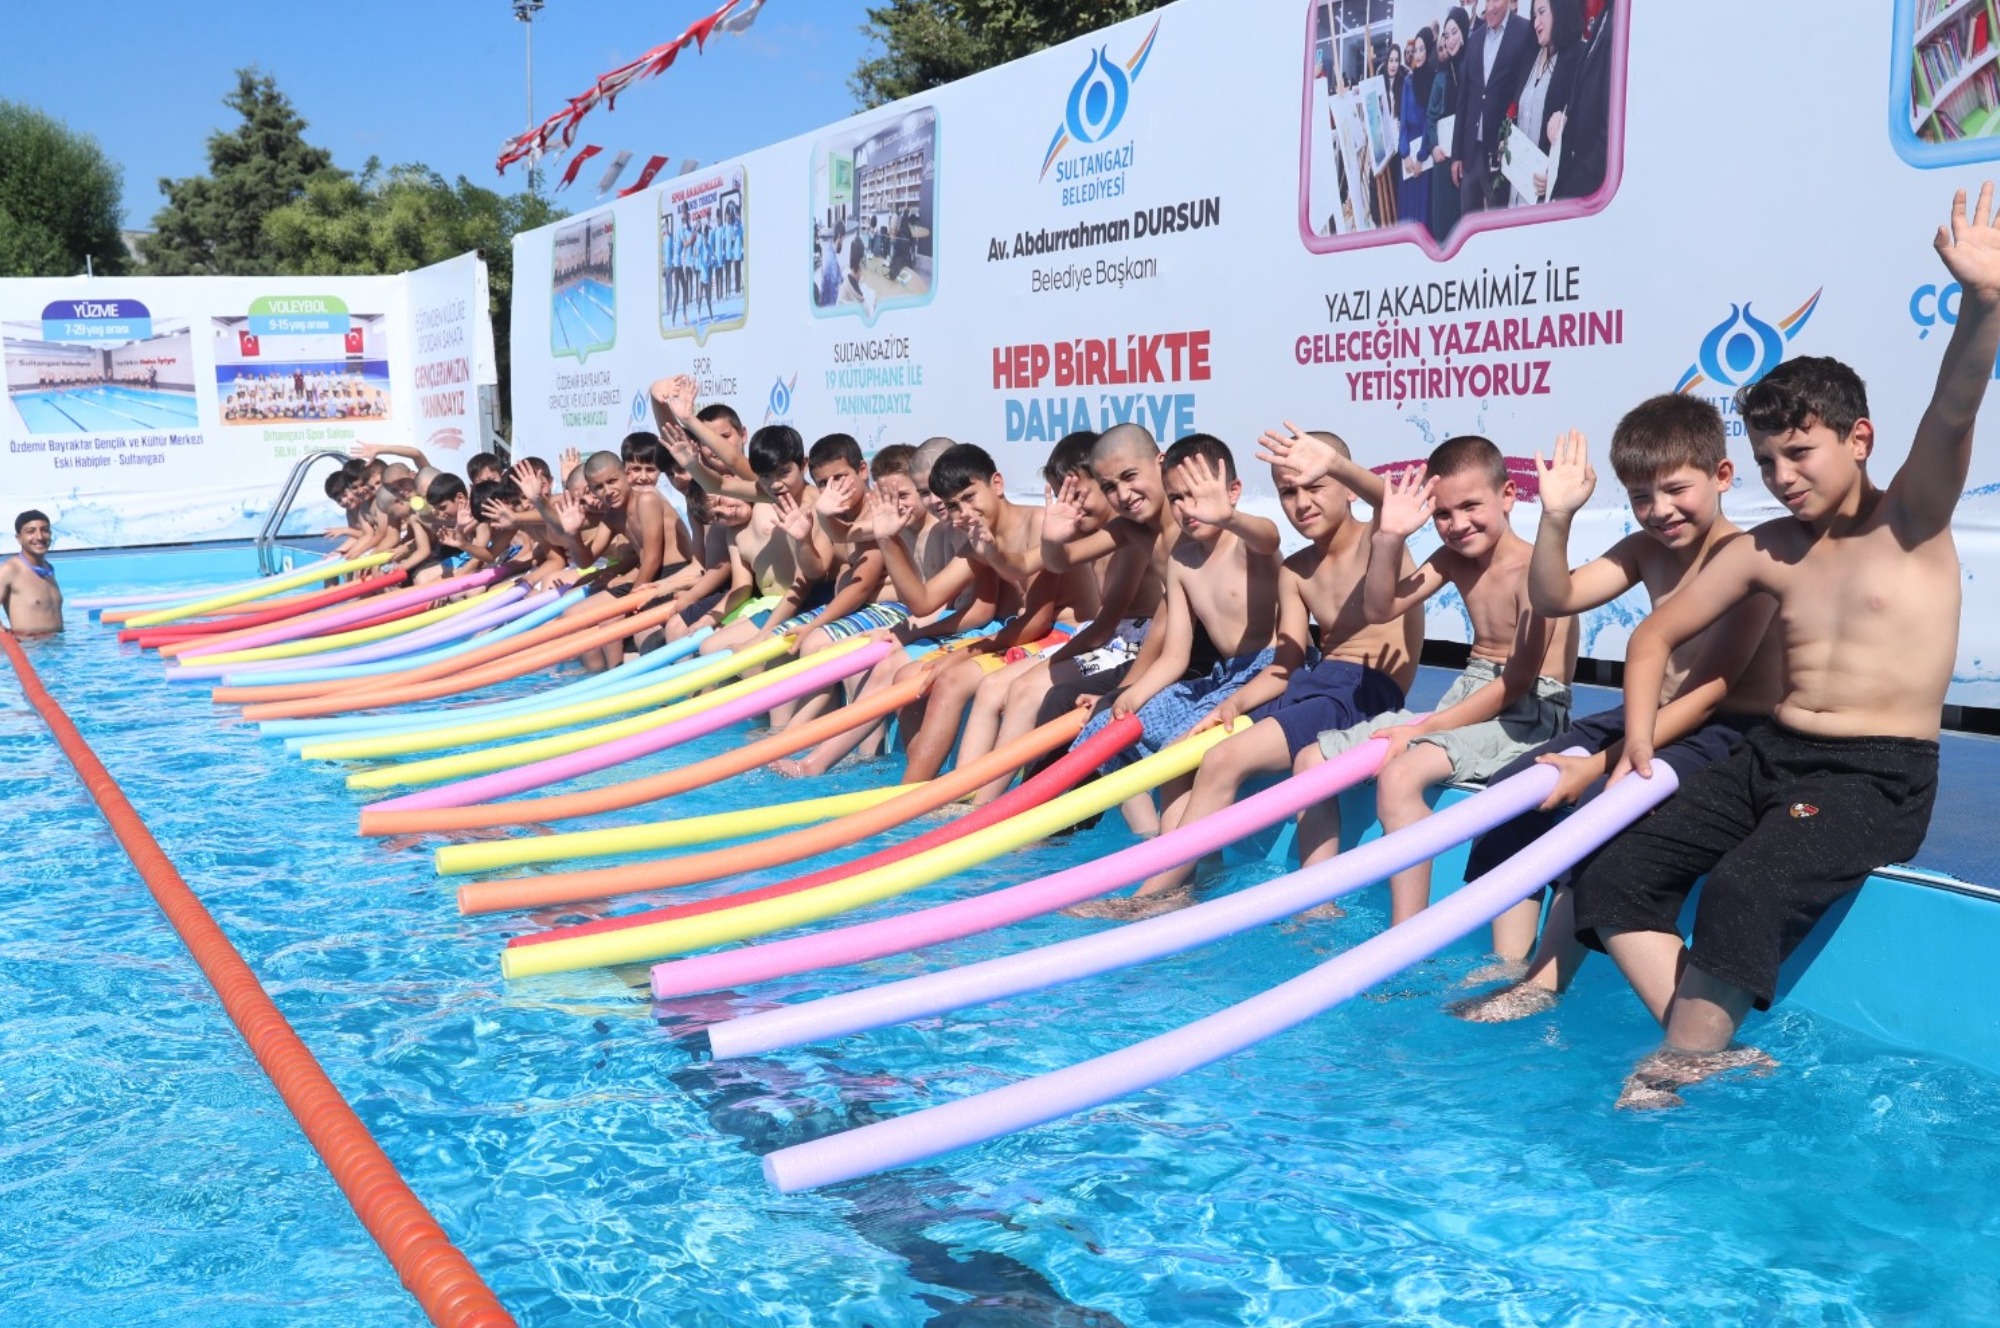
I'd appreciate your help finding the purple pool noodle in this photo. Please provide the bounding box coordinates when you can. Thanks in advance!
[172,567,502,658]
[665,735,1398,1005]
[708,753,1575,1057]
[368,638,895,813]
[760,759,1679,1192]
[190,585,541,681]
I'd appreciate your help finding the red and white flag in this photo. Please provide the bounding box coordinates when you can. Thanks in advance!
[558,144,603,190]
[618,154,672,197]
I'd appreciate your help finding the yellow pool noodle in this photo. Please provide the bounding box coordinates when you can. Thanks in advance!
[123,552,394,627]
[184,583,517,665]
[433,783,921,876]
[342,632,847,790]
[499,717,1246,979]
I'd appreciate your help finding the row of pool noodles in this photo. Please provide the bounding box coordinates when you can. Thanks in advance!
[119,571,410,645]
[103,563,1684,1195]
[250,589,587,689]
[166,578,520,678]
[73,552,346,611]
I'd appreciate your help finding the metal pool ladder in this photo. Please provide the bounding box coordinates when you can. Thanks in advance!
[256,449,353,576]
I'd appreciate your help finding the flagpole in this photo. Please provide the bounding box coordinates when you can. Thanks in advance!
[514,0,547,196]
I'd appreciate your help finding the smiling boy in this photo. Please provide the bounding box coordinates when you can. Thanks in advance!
[1,510,63,635]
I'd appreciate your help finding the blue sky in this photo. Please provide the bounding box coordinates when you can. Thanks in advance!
[0,1,881,228]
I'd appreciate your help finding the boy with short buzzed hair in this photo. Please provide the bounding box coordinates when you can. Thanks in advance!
[1451,397,1785,1022]
[1302,433,1578,937]
[1070,433,1283,840]
[1,510,63,635]
[1100,424,1423,912]
[1569,187,1999,1108]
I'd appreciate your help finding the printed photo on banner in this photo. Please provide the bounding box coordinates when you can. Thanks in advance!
[4,303,197,436]
[1299,0,1624,259]
[1895,0,2000,167]
[552,213,616,362]
[810,106,937,323]
[211,305,391,425]
[659,166,747,344]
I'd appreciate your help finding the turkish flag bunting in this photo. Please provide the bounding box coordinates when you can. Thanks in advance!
[559,145,603,190]
[619,155,671,197]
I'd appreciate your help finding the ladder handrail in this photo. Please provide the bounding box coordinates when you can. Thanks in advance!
[256,450,353,576]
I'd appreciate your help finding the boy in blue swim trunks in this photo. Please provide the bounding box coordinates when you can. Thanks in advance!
[1094,425,1423,914]
[1450,396,1785,1019]
[1072,434,1284,837]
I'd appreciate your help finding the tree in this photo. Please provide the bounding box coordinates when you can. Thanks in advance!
[0,101,127,277]
[143,68,338,275]
[264,161,564,436]
[851,0,1168,107]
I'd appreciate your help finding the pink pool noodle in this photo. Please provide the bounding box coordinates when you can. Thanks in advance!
[368,638,895,813]
[659,734,1396,1003]
[194,586,542,681]
[759,758,1679,1192]
[704,751,1581,1055]
[72,555,344,609]
[173,568,502,658]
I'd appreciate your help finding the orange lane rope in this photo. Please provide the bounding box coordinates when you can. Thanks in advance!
[0,629,513,1328]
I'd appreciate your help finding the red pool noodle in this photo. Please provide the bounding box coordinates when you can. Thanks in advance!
[508,712,1143,949]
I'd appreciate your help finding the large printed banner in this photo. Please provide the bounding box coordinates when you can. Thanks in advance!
[2,253,492,550]
[511,0,2000,705]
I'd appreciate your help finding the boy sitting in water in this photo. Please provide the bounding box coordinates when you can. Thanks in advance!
[1302,434,1577,939]
[684,425,822,655]
[1568,186,1998,1108]
[644,484,757,649]
[1100,425,1424,914]
[1451,398,1785,1022]
[1,510,63,635]
[1070,434,1285,838]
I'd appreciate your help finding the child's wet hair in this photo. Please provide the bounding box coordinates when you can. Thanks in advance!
[425,474,467,509]
[1735,356,1870,440]
[871,444,915,481]
[1042,430,1101,487]
[808,432,864,473]
[522,456,554,483]
[621,432,664,465]
[14,509,49,534]
[324,471,351,501]
[1163,433,1237,483]
[467,451,503,482]
[1427,435,1508,488]
[1610,394,1728,486]
[748,425,806,476]
[695,402,743,432]
[928,443,1000,498]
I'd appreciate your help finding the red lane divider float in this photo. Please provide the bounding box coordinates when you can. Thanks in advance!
[0,629,514,1328]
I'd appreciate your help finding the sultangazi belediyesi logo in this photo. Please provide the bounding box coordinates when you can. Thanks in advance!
[763,372,797,424]
[1039,19,1159,184]
[1673,290,1821,394]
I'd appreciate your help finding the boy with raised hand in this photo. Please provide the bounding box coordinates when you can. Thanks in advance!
[0,510,62,635]
[1104,425,1423,912]
[1301,435,1578,935]
[1451,400,1786,1022]
[1070,434,1286,844]
[1570,187,1999,1108]
[871,443,1080,784]
[695,424,830,658]
[643,486,760,651]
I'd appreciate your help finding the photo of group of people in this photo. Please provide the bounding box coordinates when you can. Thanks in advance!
[659,167,748,343]
[1302,0,1622,253]
[3,321,200,435]
[810,107,937,320]
[211,312,392,425]
[552,214,617,361]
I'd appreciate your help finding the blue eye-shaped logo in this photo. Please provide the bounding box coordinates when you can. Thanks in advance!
[1066,48,1130,145]
[1696,303,1785,389]
[767,373,796,421]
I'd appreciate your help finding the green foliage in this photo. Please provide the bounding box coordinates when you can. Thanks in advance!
[0,101,127,277]
[264,160,565,435]
[851,0,1168,107]
[142,68,339,275]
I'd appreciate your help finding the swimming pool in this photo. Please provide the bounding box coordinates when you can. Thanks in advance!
[8,545,2000,1325]
[11,384,202,434]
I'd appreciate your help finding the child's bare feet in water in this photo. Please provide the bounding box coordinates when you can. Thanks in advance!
[1615,1045,1778,1110]
[1447,978,1559,1023]
[1296,899,1347,921]
[1063,886,1195,920]
[1464,956,1529,985]
[769,757,819,779]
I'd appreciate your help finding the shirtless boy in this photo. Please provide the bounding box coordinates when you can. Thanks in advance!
[1106,425,1423,911]
[1,511,63,635]
[1452,397,1784,1022]
[1568,186,2000,1107]
[1071,434,1284,839]
[1307,435,1578,937]
[696,425,822,656]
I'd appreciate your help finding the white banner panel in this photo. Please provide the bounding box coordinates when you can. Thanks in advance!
[3,255,490,551]
[509,0,2000,705]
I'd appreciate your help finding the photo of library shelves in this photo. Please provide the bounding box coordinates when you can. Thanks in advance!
[1913,0,2000,144]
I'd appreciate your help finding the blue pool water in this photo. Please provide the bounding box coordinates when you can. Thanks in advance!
[12,385,202,434]
[7,548,2000,1325]
[552,280,616,355]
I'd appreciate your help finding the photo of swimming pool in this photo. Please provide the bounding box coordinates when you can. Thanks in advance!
[7,545,2000,1326]
[9,383,202,434]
